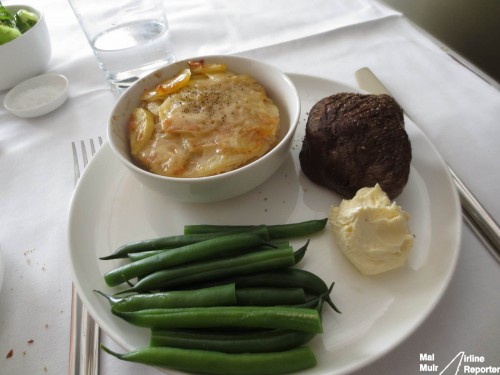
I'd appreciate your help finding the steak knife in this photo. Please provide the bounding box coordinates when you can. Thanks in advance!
[355,67,500,263]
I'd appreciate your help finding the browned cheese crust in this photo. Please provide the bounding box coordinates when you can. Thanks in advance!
[299,93,412,199]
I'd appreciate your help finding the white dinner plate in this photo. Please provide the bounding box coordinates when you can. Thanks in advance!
[68,74,461,374]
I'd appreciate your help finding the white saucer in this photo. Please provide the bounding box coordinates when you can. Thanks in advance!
[3,73,69,118]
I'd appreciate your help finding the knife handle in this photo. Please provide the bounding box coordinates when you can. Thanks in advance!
[450,169,500,262]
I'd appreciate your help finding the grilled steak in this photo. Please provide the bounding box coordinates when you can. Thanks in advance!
[299,93,411,199]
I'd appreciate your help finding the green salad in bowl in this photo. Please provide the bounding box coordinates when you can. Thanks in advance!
[0,1,38,45]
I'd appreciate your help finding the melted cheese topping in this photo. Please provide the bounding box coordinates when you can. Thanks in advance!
[130,68,280,178]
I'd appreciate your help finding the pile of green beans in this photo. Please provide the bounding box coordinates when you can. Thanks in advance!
[99,218,338,375]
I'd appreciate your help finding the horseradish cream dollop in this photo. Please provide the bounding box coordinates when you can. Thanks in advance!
[329,184,414,275]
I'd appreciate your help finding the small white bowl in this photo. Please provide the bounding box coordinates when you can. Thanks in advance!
[0,4,51,91]
[108,55,300,203]
[3,74,69,118]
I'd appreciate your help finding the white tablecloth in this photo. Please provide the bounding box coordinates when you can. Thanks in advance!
[1,0,499,374]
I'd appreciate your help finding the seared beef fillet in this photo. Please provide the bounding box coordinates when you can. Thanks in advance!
[299,93,411,199]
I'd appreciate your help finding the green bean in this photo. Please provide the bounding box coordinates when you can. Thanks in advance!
[127,239,291,262]
[293,240,309,264]
[297,295,325,309]
[104,232,269,287]
[100,344,316,375]
[127,249,165,262]
[198,268,340,313]
[199,269,327,296]
[100,233,225,260]
[183,218,327,239]
[150,328,316,353]
[100,226,270,260]
[236,287,305,306]
[146,290,333,353]
[117,247,297,294]
[95,284,237,312]
[113,305,323,333]
[295,283,335,310]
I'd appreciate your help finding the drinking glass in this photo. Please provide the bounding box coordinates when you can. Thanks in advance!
[68,0,176,93]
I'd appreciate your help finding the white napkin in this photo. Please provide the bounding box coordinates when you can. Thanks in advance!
[165,0,400,58]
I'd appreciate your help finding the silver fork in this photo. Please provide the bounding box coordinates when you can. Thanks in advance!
[70,137,103,375]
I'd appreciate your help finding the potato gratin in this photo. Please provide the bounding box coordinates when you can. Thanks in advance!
[128,61,280,178]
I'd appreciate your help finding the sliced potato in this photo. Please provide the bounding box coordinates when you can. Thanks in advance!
[188,60,228,74]
[128,108,155,155]
[145,100,162,116]
[142,68,191,101]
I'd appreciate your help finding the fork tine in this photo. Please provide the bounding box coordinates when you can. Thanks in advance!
[70,138,102,375]
[71,142,81,187]
[81,140,89,168]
